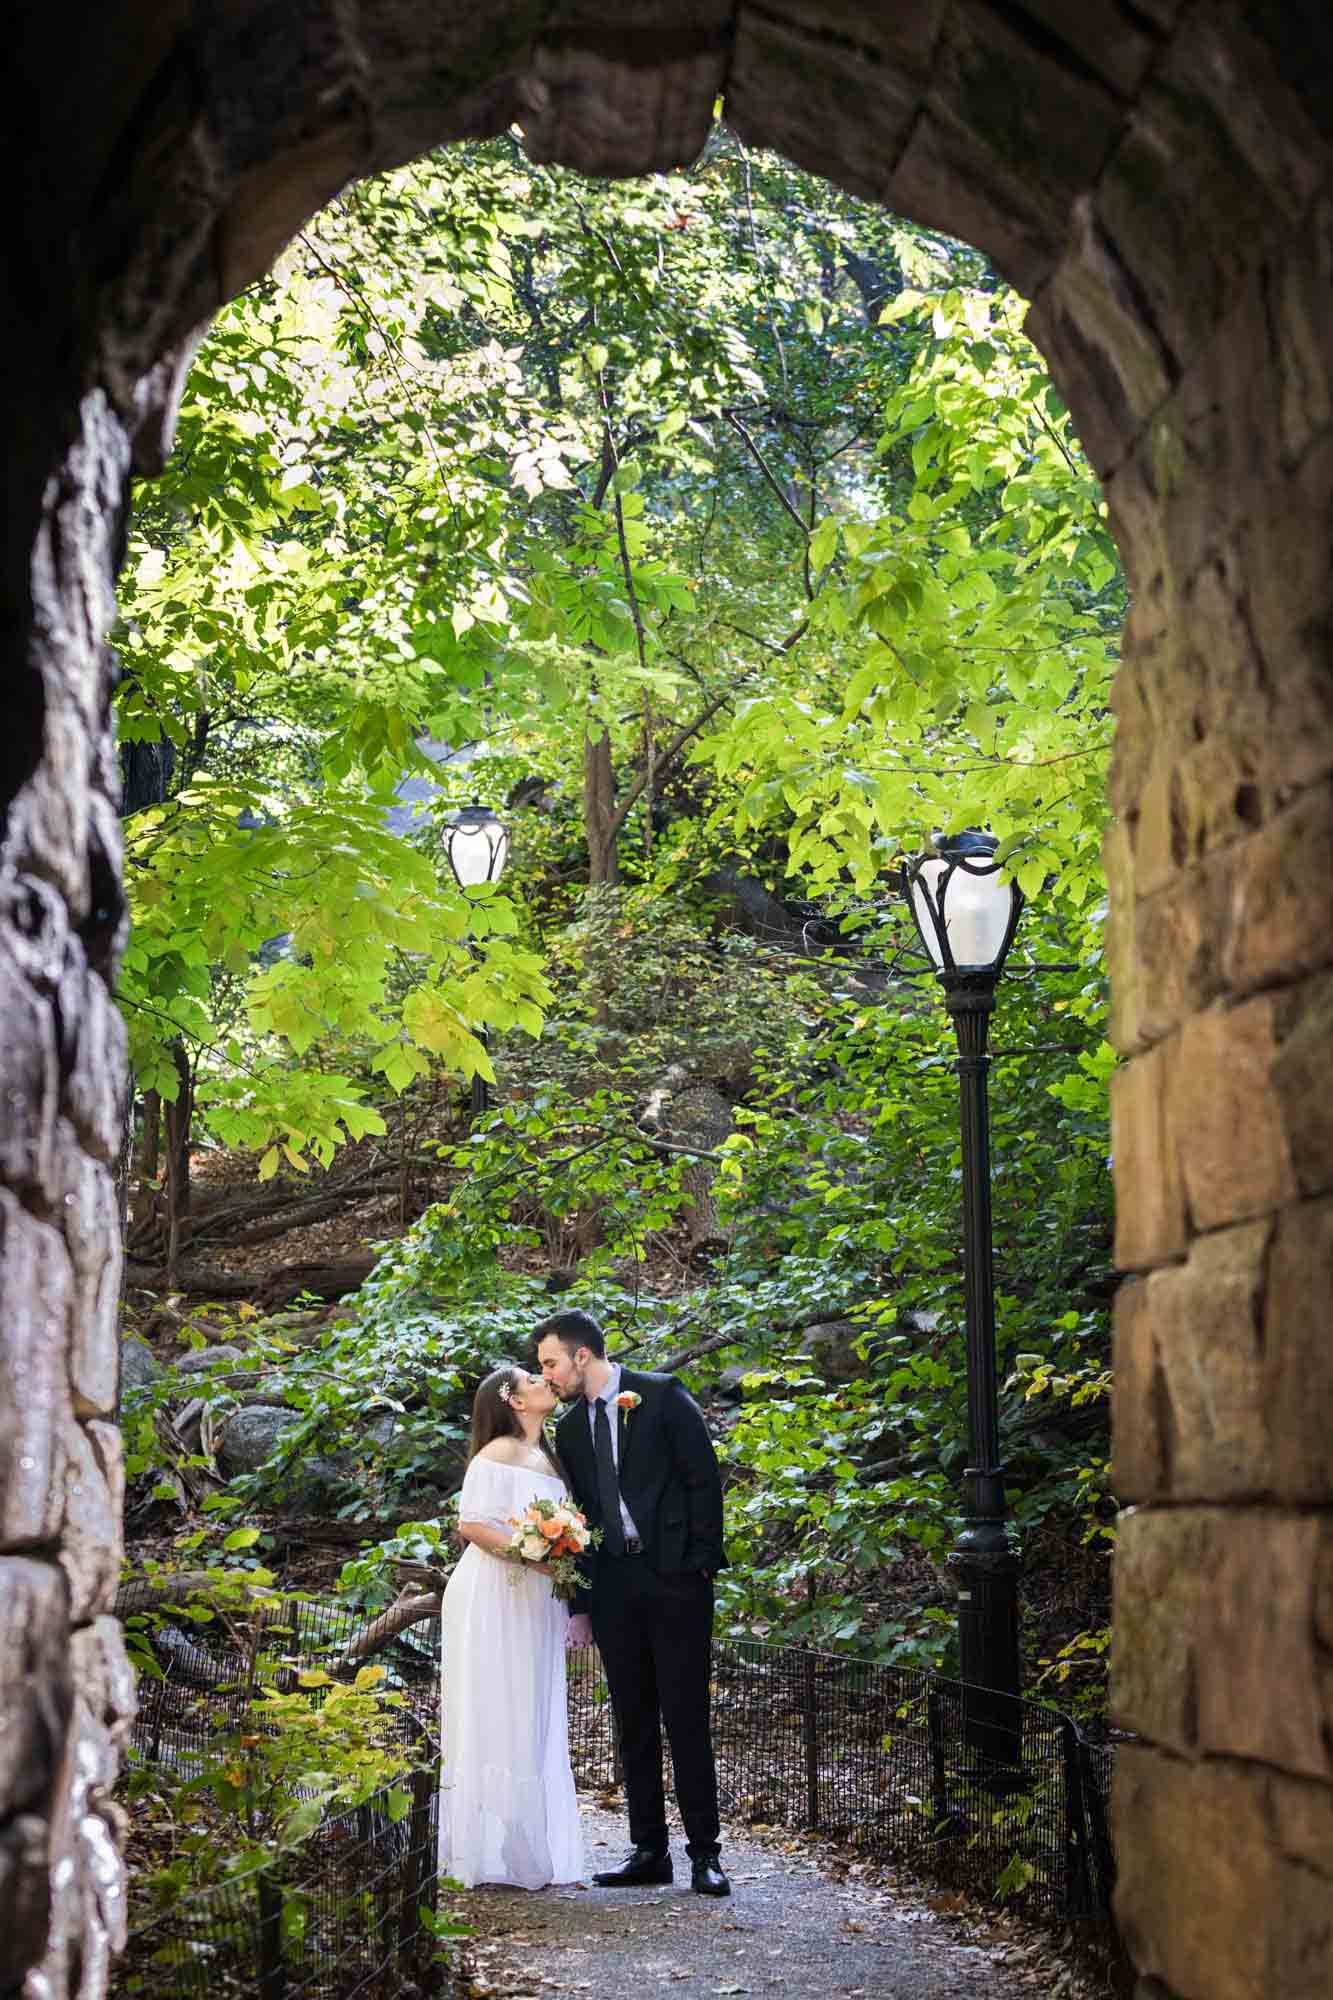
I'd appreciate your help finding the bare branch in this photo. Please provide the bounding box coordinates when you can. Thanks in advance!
[722,408,809,541]
[342,1591,443,1661]
[606,684,739,839]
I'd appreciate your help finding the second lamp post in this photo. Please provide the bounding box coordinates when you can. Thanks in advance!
[442,804,509,1121]
[904,830,1024,1754]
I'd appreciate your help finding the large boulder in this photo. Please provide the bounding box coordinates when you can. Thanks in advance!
[714,1364,750,1403]
[120,1337,162,1394]
[215,1403,412,1514]
[274,1456,356,1515]
[216,1403,300,1475]
[173,1343,246,1377]
[798,1318,867,1386]
[639,1070,735,1246]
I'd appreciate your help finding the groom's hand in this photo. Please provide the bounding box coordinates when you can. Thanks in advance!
[566,1613,593,1649]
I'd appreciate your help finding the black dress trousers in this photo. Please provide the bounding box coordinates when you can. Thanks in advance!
[591,1557,720,1856]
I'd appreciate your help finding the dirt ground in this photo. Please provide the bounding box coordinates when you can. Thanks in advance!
[450,1800,1101,2000]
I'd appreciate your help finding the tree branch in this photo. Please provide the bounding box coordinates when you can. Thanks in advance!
[722,408,809,541]
[606,684,739,839]
[342,1591,443,1661]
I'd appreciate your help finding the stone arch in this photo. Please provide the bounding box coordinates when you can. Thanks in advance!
[3,8,1331,1996]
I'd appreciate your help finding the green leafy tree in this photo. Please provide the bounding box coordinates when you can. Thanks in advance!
[119,125,1121,1703]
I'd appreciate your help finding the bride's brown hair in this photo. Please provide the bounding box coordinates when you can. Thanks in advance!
[468,1361,564,1480]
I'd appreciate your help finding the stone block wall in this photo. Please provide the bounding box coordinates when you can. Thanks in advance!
[1013,10,1333,1986]
[1046,59,1333,2000]
[0,396,136,1996]
[4,5,1333,1996]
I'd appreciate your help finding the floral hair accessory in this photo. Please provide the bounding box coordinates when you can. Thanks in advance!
[615,1391,642,1414]
[497,1379,514,1405]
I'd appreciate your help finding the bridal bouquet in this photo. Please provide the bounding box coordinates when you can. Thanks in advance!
[503,1497,594,1601]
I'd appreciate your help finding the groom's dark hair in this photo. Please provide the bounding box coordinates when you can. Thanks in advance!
[534,1308,606,1358]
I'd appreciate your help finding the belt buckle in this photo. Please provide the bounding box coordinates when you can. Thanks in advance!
[624,1536,643,1556]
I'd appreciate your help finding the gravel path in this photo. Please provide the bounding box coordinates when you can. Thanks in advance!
[453,1801,1037,2000]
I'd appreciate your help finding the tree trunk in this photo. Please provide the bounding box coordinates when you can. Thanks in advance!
[163,1041,193,1285]
[583,727,619,886]
[139,1089,161,1181]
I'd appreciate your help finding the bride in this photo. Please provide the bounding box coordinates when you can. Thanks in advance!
[438,1362,589,1889]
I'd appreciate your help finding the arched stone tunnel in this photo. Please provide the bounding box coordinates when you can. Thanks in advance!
[2,6,1330,1995]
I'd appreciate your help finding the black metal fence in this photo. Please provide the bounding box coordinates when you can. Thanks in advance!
[115,1593,1116,1997]
[119,1788,440,2000]
[567,1638,1117,1923]
[114,1593,444,2000]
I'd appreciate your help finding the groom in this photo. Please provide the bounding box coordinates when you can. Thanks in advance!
[535,1309,730,1897]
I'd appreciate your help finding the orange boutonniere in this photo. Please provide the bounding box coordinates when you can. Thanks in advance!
[615,1391,642,1418]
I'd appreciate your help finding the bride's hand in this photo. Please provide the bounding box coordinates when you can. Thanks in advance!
[565,1613,593,1649]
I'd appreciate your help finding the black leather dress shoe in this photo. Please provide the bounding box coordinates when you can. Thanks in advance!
[592,1845,673,1887]
[690,1855,731,1897]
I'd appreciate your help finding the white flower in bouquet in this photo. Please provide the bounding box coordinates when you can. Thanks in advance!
[502,1496,596,1601]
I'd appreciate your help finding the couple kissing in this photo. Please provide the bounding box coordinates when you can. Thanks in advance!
[438,1309,730,1899]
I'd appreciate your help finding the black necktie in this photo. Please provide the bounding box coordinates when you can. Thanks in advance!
[594,1397,626,1556]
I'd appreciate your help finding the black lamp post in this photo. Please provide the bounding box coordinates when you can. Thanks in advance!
[442,804,509,1121]
[903,830,1024,1757]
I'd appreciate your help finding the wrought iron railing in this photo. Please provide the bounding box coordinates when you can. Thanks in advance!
[118,1786,440,2000]
[113,1593,442,1999]
[567,1638,1116,1922]
[113,1591,1117,1996]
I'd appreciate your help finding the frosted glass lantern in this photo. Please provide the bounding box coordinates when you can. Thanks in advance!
[905,832,1022,976]
[443,805,509,889]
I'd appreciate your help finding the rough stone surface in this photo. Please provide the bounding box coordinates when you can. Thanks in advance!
[798,1318,866,1385]
[171,1342,246,1378]
[66,1152,121,1418]
[1114,1509,1332,1782]
[641,1076,734,1246]
[4,6,1333,1998]
[1116,1201,1333,1510]
[1170,996,1298,1229]
[1114,1747,1333,2000]
[59,969,129,1168]
[1223,782,1333,1000]
[0,1191,73,1546]
[1272,970,1333,1196]
[0,1560,73,1991]
[1113,1222,1271,1502]
[1088,61,1333,1980]
[1109,1281,1159,1501]
[214,1403,301,1476]
[59,1421,124,1626]
[713,1364,749,1403]
[1262,1195,1333,1500]
[1,381,133,2000]
[118,1337,162,1395]
[1109,1040,1186,1271]
[274,1457,358,1515]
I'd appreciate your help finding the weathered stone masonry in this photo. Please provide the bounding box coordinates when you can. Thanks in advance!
[0,395,136,1995]
[2,6,1331,1996]
[1086,39,1333,1993]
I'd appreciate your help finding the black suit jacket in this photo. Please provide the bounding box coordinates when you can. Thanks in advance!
[556,1367,727,1588]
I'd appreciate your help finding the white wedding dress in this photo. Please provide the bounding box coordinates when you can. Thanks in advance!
[438,1457,586,1888]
